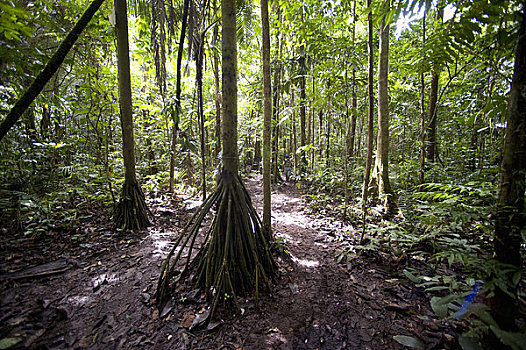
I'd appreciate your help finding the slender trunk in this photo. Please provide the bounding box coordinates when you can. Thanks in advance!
[169,0,191,192]
[221,0,238,175]
[370,5,393,212]
[326,80,331,167]
[344,63,350,214]
[425,71,439,163]
[362,0,374,207]
[197,32,206,200]
[492,6,526,332]
[115,0,137,184]
[292,86,297,172]
[311,74,315,168]
[213,15,221,163]
[261,0,272,238]
[425,5,443,164]
[299,8,307,172]
[419,12,426,184]
[349,0,357,160]
[0,0,105,142]
[272,10,282,182]
[114,0,150,230]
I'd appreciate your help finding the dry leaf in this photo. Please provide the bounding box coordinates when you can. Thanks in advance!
[181,312,195,328]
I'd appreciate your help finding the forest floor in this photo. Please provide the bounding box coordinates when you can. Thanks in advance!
[0,174,462,349]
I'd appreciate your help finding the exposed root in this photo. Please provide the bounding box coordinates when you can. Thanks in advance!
[156,171,276,322]
[113,180,151,231]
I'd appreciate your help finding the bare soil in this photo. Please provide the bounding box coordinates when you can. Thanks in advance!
[0,174,460,349]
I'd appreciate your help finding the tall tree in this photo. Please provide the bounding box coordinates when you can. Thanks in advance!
[0,0,105,142]
[419,10,427,184]
[113,0,150,231]
[169,0,191,192]
[157,0,276,322]
[362,0,375,210]
[369,0,395,212]
[425,4,443,164]
[212,0,221,163]
[196,30,207,200]
[299,9,307,172]
[491,6,526,332]
[349,0,357,161]
[261,0,273,239]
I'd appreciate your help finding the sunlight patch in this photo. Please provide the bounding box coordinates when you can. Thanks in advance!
[266,327,288,347]
[272,212,309,228]
[150,230,175,257]
[66,295,93,306]
[290,253,319,268]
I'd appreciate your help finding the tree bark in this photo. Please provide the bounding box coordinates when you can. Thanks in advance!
[370,5,394,212]
[348,0,357,161]
[419,11,426,184]
[271,9,283,183]
[213,3,221,163]
[114,0,150,230]
[261,0,272,239]
[115,0,137,185]
[492,6,526,332]
[0,0,105,142]
[221,0,238,175]
[362,0,374,207]
[299,8,307,172]
[425,5,443,164]
[197,31,206,200]
[169,0,191,192]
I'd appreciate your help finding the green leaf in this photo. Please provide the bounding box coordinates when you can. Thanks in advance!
[393,335,424,349]
[490,326,526,350]
[430,294,458,318]
[458,335,483,350]
[0,338,22,349]
[403,270,422,283]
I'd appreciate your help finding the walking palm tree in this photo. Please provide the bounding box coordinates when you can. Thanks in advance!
[113,0,150,230]
[156,0,276,321]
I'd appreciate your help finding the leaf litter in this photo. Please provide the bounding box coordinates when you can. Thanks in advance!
[0,175,461,349]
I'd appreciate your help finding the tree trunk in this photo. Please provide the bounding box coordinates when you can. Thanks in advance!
[169,0,191,192]
[113,0,150,230]
[197,32,206,200]
[221,0,238,175]
[492,6,526,332]
[261,0,272,239]
[311,73,315,168]
[213,8,221,164]
[271,13,283,183]
[292,86,298,172]
[0,0,105,142]
[425,6,443,164]
[361,0,374,208]
[299,8,307,173]
[325,80,331,168]
[349,0,357,160]
[157,0,276,320]
[425,71,439,163]
[419,12,426,184]
[369,6,394,212]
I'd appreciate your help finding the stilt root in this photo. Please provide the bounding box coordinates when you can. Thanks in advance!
[156,172,276,322]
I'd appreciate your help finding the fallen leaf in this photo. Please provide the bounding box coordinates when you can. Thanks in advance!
[393,335,424,349]
[151,309,159,320]
[0,337,22,349]
[190,309,210,330]
[181,312,195,328]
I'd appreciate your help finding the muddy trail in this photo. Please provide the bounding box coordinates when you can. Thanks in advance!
[0,174,459,349]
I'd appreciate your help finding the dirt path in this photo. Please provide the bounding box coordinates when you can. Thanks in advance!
[0,175,456,349]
